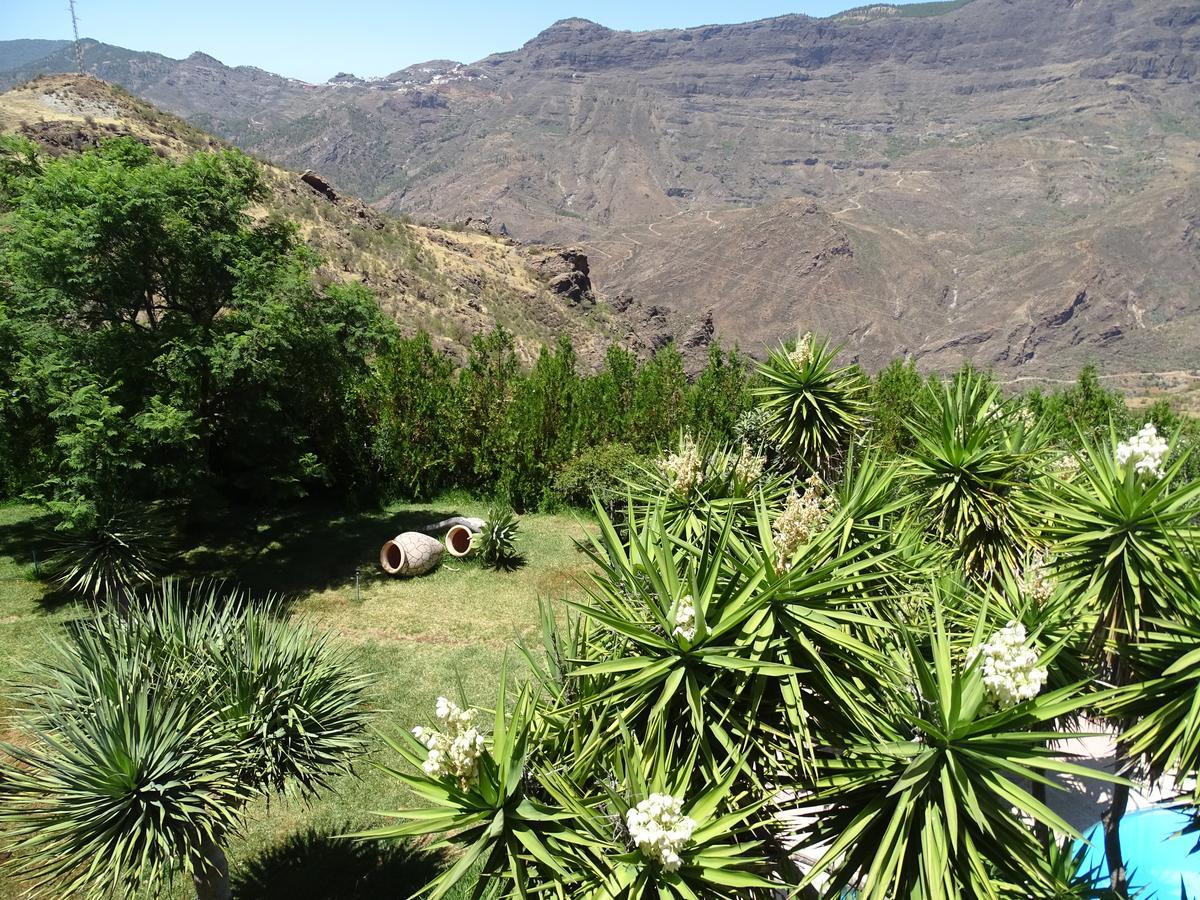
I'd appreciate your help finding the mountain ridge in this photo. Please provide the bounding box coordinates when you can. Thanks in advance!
[2,0,1198,379]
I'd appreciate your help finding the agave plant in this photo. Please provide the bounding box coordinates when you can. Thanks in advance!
[475,506,523,570]
[752,330,868,470]
[904,371,1042,578]
[43,506,169,601]
[0,580,369,900]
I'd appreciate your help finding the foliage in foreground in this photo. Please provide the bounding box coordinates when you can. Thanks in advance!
[364,388,1200,899]
[0,580,369,900]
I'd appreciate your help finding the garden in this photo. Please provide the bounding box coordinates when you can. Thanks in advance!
[3,134,1200,899]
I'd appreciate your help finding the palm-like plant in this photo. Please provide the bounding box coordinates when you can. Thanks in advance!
[43,506,169,600]
[356,676,572,900]
[1107,599,1200,793]
[1037,428,1200,893]
[624,432,789,542]
[0,689,246,900]
[904,372,1041,578]
[796,604,1118,899]
[542,731,780,899]
[1039,431,1199,666]
[0,580,369,900]
[752,331,868,470]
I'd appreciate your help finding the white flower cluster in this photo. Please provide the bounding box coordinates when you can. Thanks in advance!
[772,475,836,573]
[657,435,703,496]
[787,331,814,368]
[412,697,486,787]
[626,793,696,872]
[966,622,1048,710]
[673,594,696,641]
[1116,423,1168,479]
[732,443,765,485]
[1021,550,1054,606]
[1049,453,1080,480]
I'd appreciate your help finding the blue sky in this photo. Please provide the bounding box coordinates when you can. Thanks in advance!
[5,0,881,83]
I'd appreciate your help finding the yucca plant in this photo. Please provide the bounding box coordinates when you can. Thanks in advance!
[796,601,1120,899]
[475,506,523,570]
[752,330,868,470]
[1106,597,1200,795]
[366,672,782,900]
[539,728,781,899]
[904,371,1041,578]
[0,580,370,900]
[43,506,169,601]
[356,674,572,900]
[570,498,802,767]
[624,431,790,542]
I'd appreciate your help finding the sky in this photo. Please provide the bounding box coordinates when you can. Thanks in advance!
[4,0,879,83]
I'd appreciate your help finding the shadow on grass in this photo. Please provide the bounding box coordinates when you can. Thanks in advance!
[0,509,57,570]
[182,499,465,597]
[231,825,448,900]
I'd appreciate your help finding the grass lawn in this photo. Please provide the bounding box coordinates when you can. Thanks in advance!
[0,496,598,899]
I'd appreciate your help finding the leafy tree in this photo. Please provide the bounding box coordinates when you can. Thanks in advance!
[1024,364,1132,449]
[688,342,754,440]
[0,136,391,520]
[505,337,580,510]
[453,326,520,492]
[868,356,927,454]
[373,331,456,500]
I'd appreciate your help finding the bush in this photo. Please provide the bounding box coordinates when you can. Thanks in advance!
[44,507,170,601]
[552,442,644,510]
[0,580,369,900]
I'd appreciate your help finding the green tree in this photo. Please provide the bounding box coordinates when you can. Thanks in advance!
[0,136,391,520]
[373,331,456,500]
[453,326,520,492]
[868,356,927,455]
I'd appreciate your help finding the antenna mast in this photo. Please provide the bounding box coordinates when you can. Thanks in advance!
[68,0,85,73]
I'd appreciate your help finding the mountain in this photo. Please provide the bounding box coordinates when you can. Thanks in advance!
[3,0,1199,379]
[0,74,702,367]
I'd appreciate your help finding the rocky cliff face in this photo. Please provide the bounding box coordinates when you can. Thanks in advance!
[2,0,1198,376]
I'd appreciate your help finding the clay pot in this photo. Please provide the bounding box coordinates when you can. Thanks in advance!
[379,531,444,576]
[444,523,476,557]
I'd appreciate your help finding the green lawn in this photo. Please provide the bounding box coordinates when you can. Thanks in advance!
[0,497,598,899]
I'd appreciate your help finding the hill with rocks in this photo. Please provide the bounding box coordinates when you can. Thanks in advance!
[0,75,704,367]
[3,0,1199,378]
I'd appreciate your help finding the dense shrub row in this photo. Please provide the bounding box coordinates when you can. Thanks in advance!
[2,134,1197,528]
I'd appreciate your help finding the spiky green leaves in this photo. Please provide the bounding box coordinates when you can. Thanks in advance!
[0,691,245,900]
[1036,429,1200,666]
[476,506,523,570]
[43,507,168,600]
[904,372,1041,577]
[0,580,369,899]
[752,332,868,469]
[798,607,1119,900]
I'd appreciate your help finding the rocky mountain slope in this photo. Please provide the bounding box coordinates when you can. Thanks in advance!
[4,0,1199,376]
[0,75,701,367]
